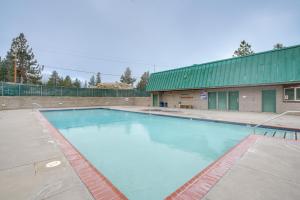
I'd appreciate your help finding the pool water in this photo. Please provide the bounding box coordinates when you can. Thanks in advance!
[42,109,285,200]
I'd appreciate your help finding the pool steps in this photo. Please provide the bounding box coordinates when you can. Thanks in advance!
[255,130,299,140]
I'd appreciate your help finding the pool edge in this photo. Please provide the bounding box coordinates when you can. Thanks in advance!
[165,134,259,200]
[40,106,300,132]
[36,111,128,200]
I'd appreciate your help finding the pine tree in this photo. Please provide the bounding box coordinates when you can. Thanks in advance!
[84,80,88,88]
[136,71,149,90]
[89,75,95,87]
[0,57,14,82]
[58,76,64,87]
[120,67,136,85]
[47,70,60,87]
[96,72,101,84]
[6,33,43,84]
[63,75,72,87]
[73,78,81,88]
[233,40,254,57]
[0,57,5,81]
[273,43,284,50]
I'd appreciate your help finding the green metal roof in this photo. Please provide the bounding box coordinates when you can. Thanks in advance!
[146,45,300,92]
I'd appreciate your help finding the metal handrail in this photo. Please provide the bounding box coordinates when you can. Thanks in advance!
[253,111,300,133]
[1,104,6,111]
[32,102,42,111]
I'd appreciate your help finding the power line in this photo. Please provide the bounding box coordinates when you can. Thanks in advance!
[44,65,96,74]
[35,48,187,76]
[35,48,189,74]
[37,48,158,66]
[43,65,136,77]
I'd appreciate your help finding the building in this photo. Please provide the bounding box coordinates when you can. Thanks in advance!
[146,45,300,113]
[95,82,133,89]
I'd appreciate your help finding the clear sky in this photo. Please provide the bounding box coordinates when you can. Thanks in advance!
[1,0,300,83]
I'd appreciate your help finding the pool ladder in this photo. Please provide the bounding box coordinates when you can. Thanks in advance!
[32,102,42,111]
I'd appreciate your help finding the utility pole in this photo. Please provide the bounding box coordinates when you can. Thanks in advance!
[13,53,17,83]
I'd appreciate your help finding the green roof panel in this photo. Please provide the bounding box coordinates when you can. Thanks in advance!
[147,45,300,91]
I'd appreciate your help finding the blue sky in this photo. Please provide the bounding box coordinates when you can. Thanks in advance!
[1,0,299,83]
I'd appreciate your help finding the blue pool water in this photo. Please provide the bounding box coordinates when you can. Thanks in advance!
[42,109,283,200]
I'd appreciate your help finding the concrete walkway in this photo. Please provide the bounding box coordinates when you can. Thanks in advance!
[0,109,93,200]
[203,137,300,200]
[107,106,300,130]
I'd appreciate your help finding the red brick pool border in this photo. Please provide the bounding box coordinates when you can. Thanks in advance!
[36,111,128,200]
[165,134,259,200]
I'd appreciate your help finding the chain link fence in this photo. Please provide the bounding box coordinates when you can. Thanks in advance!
[0,82,149,97]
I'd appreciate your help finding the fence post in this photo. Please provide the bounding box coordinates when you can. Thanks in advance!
[41,85,43,96]
[77,88,79,97]
[18,83,21,96]
[1,82,3,96]
[61,87,62,96]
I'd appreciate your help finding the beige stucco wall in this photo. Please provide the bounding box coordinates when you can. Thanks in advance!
[159,90,207,109]
[157,85,300,113]
[0,96,150,110]
[132,97,151,107]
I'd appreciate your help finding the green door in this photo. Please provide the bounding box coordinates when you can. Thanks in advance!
[208,92,217,109]
[228,91,239,111]
[152,94,158,107]
[218,91,227,110]
[262,90,276,112]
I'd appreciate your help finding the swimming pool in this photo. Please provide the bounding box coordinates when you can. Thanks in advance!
[42,108,287,200]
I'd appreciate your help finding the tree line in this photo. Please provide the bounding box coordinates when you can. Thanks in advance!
[46,67,149,90]
[46,70,82,88]
[233,40,285,57]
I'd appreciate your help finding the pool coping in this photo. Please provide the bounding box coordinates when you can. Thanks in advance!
[165,134,259,200]
[36,107,299,200]
[40,106,300,132]
[36,111,128,200]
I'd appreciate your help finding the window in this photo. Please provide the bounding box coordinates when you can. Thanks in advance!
[297,88,300,100]
[284,87,300,101]
[284,88,295,100]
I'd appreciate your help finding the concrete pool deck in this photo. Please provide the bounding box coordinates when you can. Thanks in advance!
[0,109,94,200]
[107,106,300,130]
[203,137,300,200]
[1,107,300,200]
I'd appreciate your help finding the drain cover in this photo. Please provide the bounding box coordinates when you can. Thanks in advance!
[46,161,61,168]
